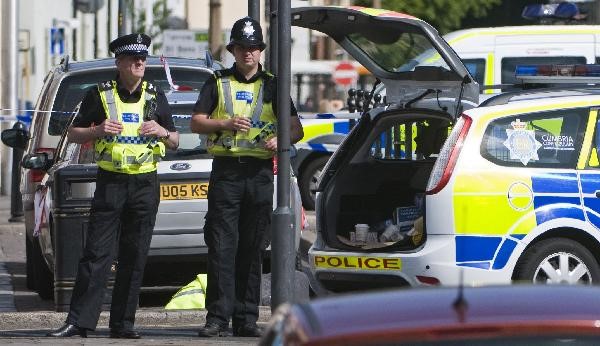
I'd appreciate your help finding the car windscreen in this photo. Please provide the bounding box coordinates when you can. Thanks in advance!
[165,103,211,161]
[49,67,211,136]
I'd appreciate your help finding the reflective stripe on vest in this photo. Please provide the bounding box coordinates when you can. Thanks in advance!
[220,77,265,123]
[95,81,165,174]
[208,75,276,159]
[165,274,207,310]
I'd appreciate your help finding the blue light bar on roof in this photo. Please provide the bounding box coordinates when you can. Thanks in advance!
[522,2,579,20]
[515,64,600,78]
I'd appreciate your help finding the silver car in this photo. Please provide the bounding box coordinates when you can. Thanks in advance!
[4,65,303,310]
[2,56,221,299]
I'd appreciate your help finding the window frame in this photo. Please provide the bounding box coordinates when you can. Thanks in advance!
[480,108,589,169]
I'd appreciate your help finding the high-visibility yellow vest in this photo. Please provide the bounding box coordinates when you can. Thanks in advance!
[164,274,207,310]
[95,80,165,174]
[207,71,277,159]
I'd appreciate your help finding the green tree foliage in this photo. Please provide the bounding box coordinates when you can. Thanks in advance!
[355,0,501,33]
[130,0,172,51]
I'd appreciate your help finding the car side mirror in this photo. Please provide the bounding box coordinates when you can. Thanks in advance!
[1,128,30,150]
[22,152,53,170]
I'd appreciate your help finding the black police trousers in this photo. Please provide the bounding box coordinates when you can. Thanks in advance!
[66,168,159,331]
[204,156,274,328]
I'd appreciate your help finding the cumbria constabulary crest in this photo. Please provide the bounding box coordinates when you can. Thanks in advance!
[503,119,542,166]
[136,34,142,43]
[243,21,255,38]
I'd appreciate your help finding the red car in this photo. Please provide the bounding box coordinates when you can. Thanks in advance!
[260,285,600,345]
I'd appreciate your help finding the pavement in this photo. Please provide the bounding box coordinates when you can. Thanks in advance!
[0,192,318,334]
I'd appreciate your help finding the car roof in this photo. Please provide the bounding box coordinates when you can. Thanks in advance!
[481,86,600,107]
[293,285,600,343]
[444,25,600,41]
[55,55,222,74]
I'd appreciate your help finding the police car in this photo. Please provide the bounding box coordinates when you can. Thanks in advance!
[298,6,600,292]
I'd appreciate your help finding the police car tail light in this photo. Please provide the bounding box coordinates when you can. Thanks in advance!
[426,115,472,195]
[416,275,440,286]
[30,148,55,183]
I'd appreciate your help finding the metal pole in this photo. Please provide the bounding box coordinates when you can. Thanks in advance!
[108,0,112,49]
[73,1,78,60]
[94,11,98,58]
[209,0,222,59]
[248,0,260,21]
[9,122,25,222]
[271,0,294,310]
[1,0,18,196]
[118,0,128,36]
[268,0,277,72]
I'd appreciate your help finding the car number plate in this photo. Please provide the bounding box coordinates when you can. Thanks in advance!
[160,182,209,200]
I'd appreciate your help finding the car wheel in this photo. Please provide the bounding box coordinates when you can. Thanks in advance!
[299,156,330,210]
[25,234,35,290]
[32,239,53,299]
[515,238,600,285]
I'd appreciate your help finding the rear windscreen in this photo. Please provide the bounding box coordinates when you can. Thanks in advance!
[48,68,211,136]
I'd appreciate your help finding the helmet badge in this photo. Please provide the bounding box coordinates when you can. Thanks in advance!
[242,21,255,38]
[136,34,142,43]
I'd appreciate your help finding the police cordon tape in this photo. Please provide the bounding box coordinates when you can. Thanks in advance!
[0,108,76,123]
[0,110,195,124]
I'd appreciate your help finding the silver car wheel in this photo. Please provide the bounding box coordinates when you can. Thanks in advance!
[533,251,592,285]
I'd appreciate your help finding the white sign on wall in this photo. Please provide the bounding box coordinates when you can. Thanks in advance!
[162,30,208,58]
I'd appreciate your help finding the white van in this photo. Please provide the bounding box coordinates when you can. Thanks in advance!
[443,25,600,91]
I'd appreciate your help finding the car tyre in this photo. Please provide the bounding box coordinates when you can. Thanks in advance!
[25,234,35,290]
[299,156,330,210]
[514,238,600,285]
[32,239,54,299]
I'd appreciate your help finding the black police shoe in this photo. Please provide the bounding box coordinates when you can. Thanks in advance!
[46,323,87,338]
[110,328,141,339]
[198,322,229,337]
[233,323,263,337]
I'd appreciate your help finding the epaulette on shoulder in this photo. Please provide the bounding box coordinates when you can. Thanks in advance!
[214,68,234,79]
[263,71,274,80]
[98,80,113,91]
[145,81,157,94]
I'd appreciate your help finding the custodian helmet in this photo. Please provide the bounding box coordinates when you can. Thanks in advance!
[226,17,266,52]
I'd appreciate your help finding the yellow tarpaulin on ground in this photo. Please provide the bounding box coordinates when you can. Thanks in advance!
[164,274,207,310]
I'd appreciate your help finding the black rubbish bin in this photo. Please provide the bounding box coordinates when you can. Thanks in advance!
[52,165,115,312]
[9,121,26,222]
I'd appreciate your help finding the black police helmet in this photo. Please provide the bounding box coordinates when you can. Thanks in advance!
[226,17,266,52]
[109,33,151,57]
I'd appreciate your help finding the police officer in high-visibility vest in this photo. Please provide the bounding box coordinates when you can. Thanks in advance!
[192,17,303,337]
[47,33,179,339]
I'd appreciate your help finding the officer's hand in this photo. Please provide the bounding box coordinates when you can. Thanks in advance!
[139,120,166,137]
[97,119,123,136]
[230,116,251,133]
[265,136,277,151]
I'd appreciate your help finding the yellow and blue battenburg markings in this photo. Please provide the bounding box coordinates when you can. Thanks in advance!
[297,112,357,153]
[454,172,586,270]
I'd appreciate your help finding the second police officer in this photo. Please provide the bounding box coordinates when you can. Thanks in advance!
[191,17,304,337]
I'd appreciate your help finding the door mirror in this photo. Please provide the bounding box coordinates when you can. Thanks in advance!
[1,128,30,149]
[22,153,53,170]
